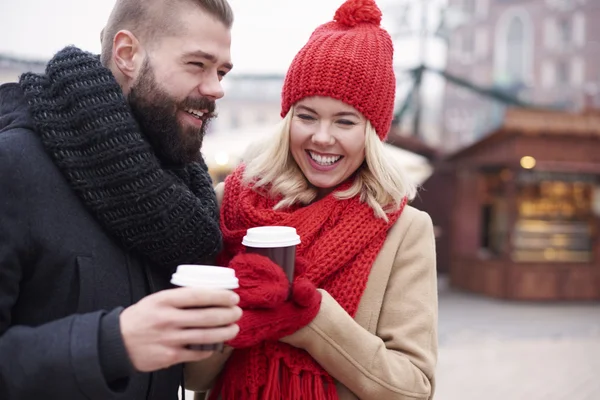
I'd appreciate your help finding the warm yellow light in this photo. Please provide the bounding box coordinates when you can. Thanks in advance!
[520,156,536,169]
[544,248,557,261]
[215,151,230,166]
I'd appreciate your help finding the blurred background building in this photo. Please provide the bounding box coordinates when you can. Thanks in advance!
[0,54,44,83]
[442,0,600,152]
[396,0,600,301]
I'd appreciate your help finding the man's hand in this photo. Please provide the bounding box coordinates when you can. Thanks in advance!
[120,287,241,372]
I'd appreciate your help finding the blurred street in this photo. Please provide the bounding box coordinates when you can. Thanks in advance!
[436,275,600,400]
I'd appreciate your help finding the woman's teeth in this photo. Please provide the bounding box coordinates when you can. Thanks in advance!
[308,151,342,166]
[186,109,205,119]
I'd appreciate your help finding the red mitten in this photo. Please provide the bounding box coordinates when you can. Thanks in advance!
[227,277,322,349]
[228,253,289,309]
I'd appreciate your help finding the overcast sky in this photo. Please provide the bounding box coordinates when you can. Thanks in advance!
[0,0,448,75]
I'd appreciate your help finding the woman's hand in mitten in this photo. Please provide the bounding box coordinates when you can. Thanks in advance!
[227,276,322,349]
[228,252,289,309]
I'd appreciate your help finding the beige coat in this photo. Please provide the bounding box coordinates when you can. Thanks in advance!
[186,183,438,400]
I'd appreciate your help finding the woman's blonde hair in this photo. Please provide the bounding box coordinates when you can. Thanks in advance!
[242,109,417,221]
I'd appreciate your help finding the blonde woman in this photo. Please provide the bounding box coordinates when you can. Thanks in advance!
[185,0,438,399]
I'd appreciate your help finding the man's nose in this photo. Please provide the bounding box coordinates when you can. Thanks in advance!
[198,74,224,100]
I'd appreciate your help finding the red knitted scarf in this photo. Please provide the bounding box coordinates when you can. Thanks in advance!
[211,166,406,399]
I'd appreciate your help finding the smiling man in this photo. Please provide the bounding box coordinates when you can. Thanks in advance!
[0,1,241,399]
[103,0,234,164]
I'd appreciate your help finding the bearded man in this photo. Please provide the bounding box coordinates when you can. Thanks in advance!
[0,1,242,399]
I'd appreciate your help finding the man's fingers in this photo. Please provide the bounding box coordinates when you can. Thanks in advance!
[174,324,240,349]
[171,306,242,328]
[153,287,239,309]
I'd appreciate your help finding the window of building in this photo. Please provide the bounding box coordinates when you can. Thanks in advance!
[463,0,476,16]
[475,0,490,18]
[541,60,555,88]
[544,18,554,50]
[475,28,489,59]
[557,17,572,48]
[556,60,570,85]
[573,12,586,47]
[495,10,533,85]
[450,33,462,59]
[513,171,595,263]
[480,169,597,263]
[462,30,476,57]
[545,0,577,12]
[570,57,585,86]
[506,17,525,82]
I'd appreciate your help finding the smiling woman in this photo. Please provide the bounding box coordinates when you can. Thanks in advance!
[185,1,438,400]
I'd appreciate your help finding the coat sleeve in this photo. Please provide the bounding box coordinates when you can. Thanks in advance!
[0,130,134,399]
[282,210,438,400]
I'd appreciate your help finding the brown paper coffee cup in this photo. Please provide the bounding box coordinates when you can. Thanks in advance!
[242,226,301,283]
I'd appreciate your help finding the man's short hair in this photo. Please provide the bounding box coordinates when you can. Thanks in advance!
[100,0,233,66]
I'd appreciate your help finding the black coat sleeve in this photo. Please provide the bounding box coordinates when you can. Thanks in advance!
[0,129,134,399]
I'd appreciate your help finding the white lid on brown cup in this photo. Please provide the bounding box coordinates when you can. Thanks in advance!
[242,226,301,248]
[171,264,239,289]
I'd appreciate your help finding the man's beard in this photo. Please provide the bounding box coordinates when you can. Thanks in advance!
[127,60,216,165]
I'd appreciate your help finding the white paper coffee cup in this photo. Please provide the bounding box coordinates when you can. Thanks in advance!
[171,264,239,351]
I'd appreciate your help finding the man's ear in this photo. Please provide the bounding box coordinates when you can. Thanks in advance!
[100,28,105,45]
[112,30,144,79]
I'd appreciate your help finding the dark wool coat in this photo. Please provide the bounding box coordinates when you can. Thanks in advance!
[0,82,182,400]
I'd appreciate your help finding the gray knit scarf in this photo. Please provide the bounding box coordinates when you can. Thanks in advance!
[18,46,222,269]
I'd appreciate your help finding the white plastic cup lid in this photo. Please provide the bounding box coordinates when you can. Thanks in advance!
[171,264,239,289]
[242,226,301,248]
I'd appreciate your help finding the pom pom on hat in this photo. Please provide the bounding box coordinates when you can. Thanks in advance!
[334,0,382,27]
[281,0,396,140]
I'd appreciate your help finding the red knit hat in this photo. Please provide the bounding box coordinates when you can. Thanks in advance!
[281,0,396,140]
